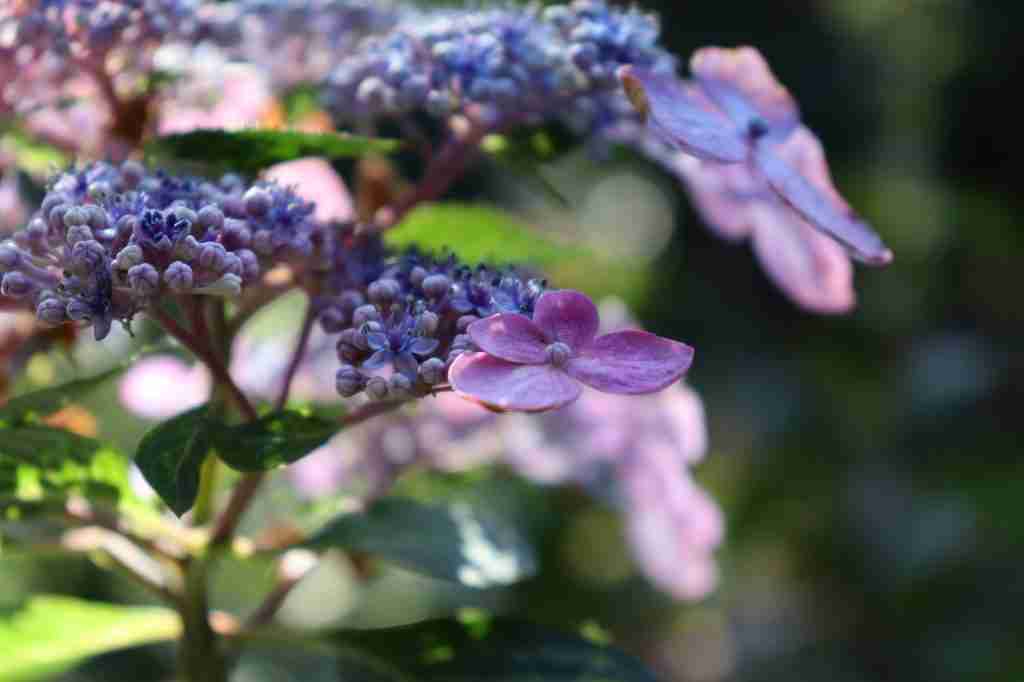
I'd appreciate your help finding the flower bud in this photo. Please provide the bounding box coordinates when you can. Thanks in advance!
[164,261,194,292]
[128,263,160,296]
[66,298,93,321]
[114,244,144,270]
[36,297,67,324]
[63,206,89,229]
[367,277,401,305]
[243,187,272,217]
[1,271,32,298]
[194,273,242,297]
[0,245,21,270]
[389,373,413,398]
[365,375,389,400]
[418,357,446,385]
[352,304,380,327]
[221,218,251,249]
[415,311,440,336]
[70,240,106,274]
[236,249,260,282]
[198,242,228,270]
[120,160,144,189]
[409,266,428,288]
[197,205,225,230]
[335,365,365,397]
[87,181,112,202]
[66,224,94,246]
[421,274,451,299]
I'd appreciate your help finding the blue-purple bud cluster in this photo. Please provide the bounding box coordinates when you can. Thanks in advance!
[321,243,546,401]
[323,0,673,134]
[0,161,326,340]
[233,0,398,88]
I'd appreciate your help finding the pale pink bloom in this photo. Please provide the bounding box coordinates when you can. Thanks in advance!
[0,166,26,235]
[157,58,274,135]
[450,290,693,412]
[118,355,211,420]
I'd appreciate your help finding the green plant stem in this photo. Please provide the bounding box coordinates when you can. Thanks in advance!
[178,558,227,682]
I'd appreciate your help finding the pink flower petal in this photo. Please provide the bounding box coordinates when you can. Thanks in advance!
[567,331,693,394]
[532,289,600,351]
[449,352,581,412]
[467,313,548,364]
[118,355,211,420]
[689,46,800,138]
[750,202,856,313]
[754,135,892,265]
[672,153,768,241]
[619,65,748,163]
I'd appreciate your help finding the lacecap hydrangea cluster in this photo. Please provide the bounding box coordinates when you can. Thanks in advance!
[0,161,554,403]
[0,161,327,340]
[324,0,672,134]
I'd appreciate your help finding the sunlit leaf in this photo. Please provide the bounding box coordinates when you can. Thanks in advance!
[303,497,536,588]
[0,366,125,425]
[134,404,218,516]
[0,595,180,682]
[146,128,399,176]
[214,410,338,472]
[385,203,583,268]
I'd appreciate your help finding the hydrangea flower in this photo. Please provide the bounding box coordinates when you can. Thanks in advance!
[620,48,892,263]
[449,289,693,412]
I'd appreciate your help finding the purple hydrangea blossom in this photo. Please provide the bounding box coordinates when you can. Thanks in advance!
[0,161,328,339]
[617,47,892,313]
[449,289,693,412]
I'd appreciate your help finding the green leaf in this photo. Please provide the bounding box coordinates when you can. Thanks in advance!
[385,203,584,268]
[146,128,399,176]
[0,366,125,425]
[303,497,536,588]
[134,404,216,516]
[0,425,130,517]
[332,618,659,682]
[214,410,338,472]
[0,595,180,681]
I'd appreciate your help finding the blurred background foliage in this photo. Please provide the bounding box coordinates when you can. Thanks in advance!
[2,1,1022,681]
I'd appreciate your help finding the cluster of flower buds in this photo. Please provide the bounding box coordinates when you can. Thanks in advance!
[232,0,398,89]
[324,0,673,133]
[320,242,548,402]
[0,161,326,340]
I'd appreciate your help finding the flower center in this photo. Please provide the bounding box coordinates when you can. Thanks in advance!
[545,341,572,367]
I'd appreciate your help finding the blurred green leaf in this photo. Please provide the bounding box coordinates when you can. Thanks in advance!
[134,404,217,516]
[0,595,179,681]
[0,366,125,426]
[331,617,658,681]
[386,203,583,268]
[303,497,536,588]
[145,128,399,176]
[0,425,130,518]
[214,410,338,472]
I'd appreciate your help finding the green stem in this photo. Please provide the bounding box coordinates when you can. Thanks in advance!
[190,453,220,528]
[177,558,227,682]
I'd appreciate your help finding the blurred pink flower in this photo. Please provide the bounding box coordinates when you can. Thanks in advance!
[157,55,274,135]
[118,355,211,420]
[450,290,694,412]
[0,165,26,235]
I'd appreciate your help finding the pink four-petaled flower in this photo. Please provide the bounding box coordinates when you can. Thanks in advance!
[448,290,694,412]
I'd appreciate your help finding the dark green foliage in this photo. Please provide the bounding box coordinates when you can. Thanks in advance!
[133,404,216,516]
[303,497,537,587]
[145,128,399,176]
